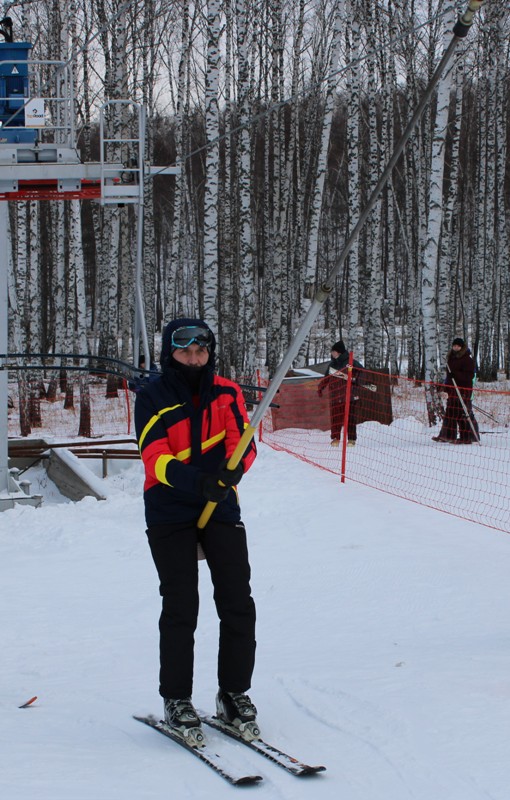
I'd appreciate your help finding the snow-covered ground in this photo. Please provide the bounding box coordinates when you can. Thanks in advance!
[1,442,510,799]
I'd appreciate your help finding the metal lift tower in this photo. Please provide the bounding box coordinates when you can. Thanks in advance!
[0,23,179,510]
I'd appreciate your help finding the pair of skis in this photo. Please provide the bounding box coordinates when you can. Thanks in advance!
[134,713,326,786]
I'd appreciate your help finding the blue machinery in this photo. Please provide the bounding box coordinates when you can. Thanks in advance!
[0,29,179,509]
[0,40,37,144]
[0,18,36,144]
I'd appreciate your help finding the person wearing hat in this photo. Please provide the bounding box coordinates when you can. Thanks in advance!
[134,318,258,745]
[432,337,479,444]
[317,340,364,446]
[128,353,159,393]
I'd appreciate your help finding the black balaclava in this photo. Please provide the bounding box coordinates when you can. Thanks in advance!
[175,361,205,393]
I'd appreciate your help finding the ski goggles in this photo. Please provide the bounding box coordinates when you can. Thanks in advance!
[170,325,213,349]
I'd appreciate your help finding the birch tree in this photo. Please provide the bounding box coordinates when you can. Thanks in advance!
[234,0,257,379]
[401,3,426,379]
[202,0,222,331]
[140,0,159,359]
[345,0,361,347]
[4,0,508,391]
[421,10,457,421]
[295,0,344,367]
[437,53,464,366]
[263,0,286,375]
[162,1,199,319]
[474,3,506,381]
[361,0,383,369]
[94,0,130,368]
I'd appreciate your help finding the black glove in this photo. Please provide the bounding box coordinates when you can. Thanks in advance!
[199,473,230,503]
[198,460,244,503]
[216,459,244,487]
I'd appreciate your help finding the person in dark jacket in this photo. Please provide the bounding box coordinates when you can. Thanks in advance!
[134,318,258,745]
[317,341,364,446]
[128,353,159,393]
[432,337,479,444]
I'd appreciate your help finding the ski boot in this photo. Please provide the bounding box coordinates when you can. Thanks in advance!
[163,697,204,747]
[216,689,260,741]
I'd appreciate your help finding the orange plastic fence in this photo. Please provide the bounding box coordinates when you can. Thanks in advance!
[259,368,510,534]
[7,367,510,534]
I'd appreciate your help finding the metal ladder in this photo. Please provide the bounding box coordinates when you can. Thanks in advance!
[99,99,145,205]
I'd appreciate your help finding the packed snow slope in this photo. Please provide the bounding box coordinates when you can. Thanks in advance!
[1,442,510,800]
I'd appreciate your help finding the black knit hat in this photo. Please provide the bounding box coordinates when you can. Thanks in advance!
[331,341,346,354]
[452,337,465,348]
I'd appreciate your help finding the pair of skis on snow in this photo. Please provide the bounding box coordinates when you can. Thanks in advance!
[134,712,326,786]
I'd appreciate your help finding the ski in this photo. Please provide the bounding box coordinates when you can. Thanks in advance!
[200,714,326,777]
[133,715,263,786]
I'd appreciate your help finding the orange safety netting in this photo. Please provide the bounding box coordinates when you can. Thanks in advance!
[7,366,510,534]
[258,367,510,534]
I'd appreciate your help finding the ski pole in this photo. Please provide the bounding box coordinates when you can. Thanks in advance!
[197,0,486,529]
[340,353,355,484]
[471,403,503,425]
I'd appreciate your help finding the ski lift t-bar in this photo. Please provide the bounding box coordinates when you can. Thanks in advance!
[196,0,487,529]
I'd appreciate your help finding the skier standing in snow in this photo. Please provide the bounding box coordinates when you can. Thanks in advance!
[432,337,479,444]
[317,341,364,446]
[134,318,258,745]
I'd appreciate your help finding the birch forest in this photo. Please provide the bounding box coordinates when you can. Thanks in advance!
[6,0,510,383]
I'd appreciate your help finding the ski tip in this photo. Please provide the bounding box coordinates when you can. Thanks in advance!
[235,775,264,785]
[296,765,327,776]
[19,695,38,709]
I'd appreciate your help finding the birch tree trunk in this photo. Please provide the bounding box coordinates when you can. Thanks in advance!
[362,3,383,369]
[69,199,92,435]
[475,3,505,382]
[14,0,39,424]
[421,16,456,386]
[295,1,343,367]
[164,1,198,320]
[489,8,510,378]
[219,0,234,376]
[27,200,44,419]
[95,0,129,368]
[8,212,31,435]
[235,0,257,380]
[264,0,285,375]
[141,0,157,359]
[345,0,361,347]
[437,54,464,366]
[202,0,222,331]
[401,5,423,380]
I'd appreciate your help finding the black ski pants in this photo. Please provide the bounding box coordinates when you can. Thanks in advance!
[330,397,358,442]
[146,519,256,700]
